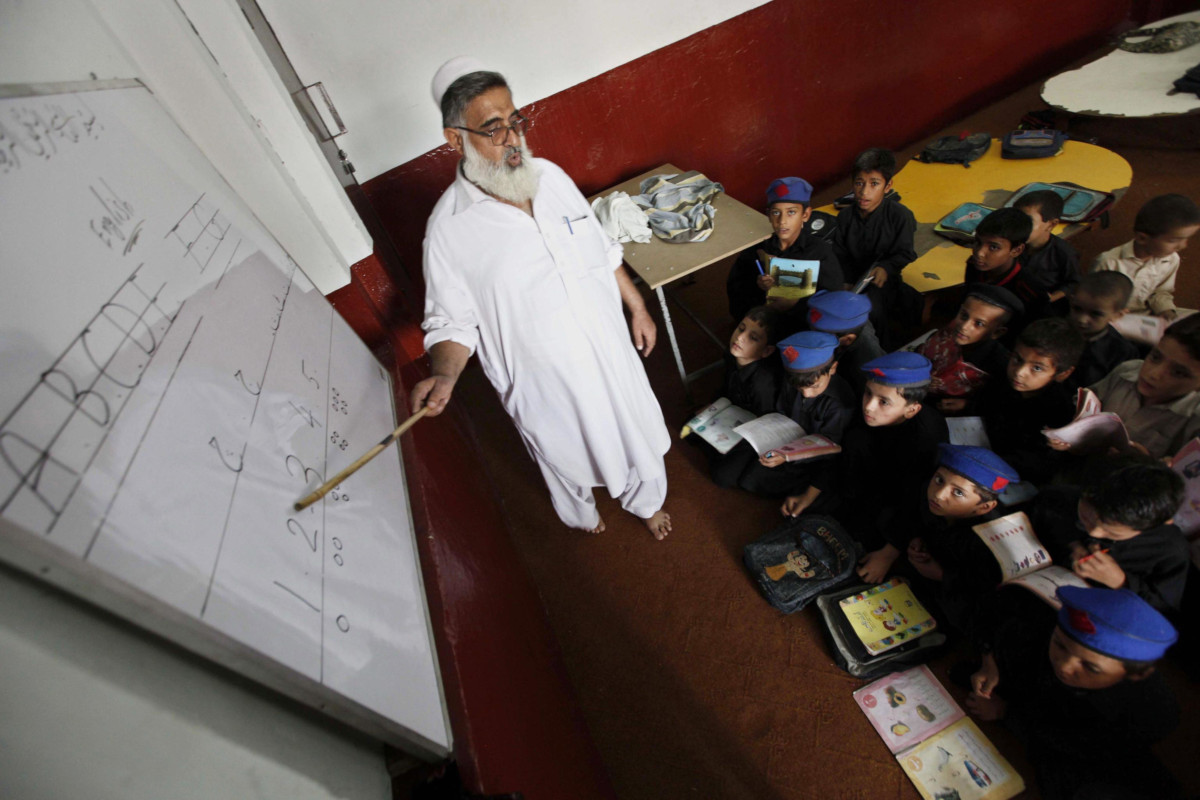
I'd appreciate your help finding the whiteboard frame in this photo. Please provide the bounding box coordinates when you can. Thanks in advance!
[0,80,452,760]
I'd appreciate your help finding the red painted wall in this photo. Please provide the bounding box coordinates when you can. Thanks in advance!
[362,0,1131,296]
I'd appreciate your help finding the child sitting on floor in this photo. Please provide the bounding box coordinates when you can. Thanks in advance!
[1033,455,1188,614]
[1093,193,1200,321]
[831,148,917,346]
[914,284,1023,414]
[727,177,843,326]
[1059,312,1200,459]
[805,290,884,396]
[968,587,1182,800]
[1065,271,1139,391]
[964,207,1049,329]
[976,317,1083,486]
[723,306,783,416]
[714,331,856,498]
[1014,189,1081,311]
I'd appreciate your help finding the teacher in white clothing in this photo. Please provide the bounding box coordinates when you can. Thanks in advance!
[409,58,672,539]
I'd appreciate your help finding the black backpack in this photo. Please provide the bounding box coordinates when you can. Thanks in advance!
[816,581,947,679]
[743,515,859,613]
[916,132,991,167]
[1001,128,1068,159]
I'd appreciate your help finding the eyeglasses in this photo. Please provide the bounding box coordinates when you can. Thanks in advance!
[454,115,531,145]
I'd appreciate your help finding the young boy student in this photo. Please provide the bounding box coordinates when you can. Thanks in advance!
[792,352,948,543]
[1072,312,1200,459]
[915,284,1022,414]
[830,148,917,345]
[1093,192,1200,320]
[976,317,1083,485]
[967,587,1182,800]
[805,290,884,396]
[1065,270,1139,391]
[1014,189,1081,310]
[1034,455,1188,614]
[723,306,783,416]
[717,331,856,497]
[856,444,1017,591]
[727,177,843,326]
[963,207,1049,329]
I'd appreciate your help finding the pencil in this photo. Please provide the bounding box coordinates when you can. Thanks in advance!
[293,406,429,511]
[1076,548,1110,565]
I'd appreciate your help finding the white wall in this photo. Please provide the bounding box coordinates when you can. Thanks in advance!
[0,567,390,800]
[255,0,771,181]
[0,0,371,293]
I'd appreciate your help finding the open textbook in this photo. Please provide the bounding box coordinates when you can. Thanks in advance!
[1042,387,1133,454]
[971,511,1088,608]
[680,398,758,454]
[854,666,1025,800]
[1111,312,1167,347]
[732,413,841,462]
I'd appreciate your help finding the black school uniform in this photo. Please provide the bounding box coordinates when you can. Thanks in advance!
[1032,486,1190,614]
[718,374,856,496]
[911,502,1005,641]
[824,404,949,548]
[1020,234,1080,300]
[976,379,1074,486]
[727,232,844,322]
[964,260,1049,337]
[832,199,917,343]
[721,354,781,417]
[834,324,886,397]
[989,610,1182,800]
[1068,325,1139,392]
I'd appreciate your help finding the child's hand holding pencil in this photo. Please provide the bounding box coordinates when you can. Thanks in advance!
[1072,543,1123,588]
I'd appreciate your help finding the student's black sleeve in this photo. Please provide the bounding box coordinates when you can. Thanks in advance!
[877,203,918,278]
[728,245,765,321]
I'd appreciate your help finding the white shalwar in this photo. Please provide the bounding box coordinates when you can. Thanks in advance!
[421,158,671,529]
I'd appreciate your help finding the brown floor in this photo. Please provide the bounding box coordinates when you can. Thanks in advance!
[452,77,1200,799]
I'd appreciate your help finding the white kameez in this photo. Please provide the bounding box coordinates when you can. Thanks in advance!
[421,158,670,526]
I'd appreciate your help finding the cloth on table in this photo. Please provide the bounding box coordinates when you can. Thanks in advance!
[633,171,724,243]
[591,190,652,244]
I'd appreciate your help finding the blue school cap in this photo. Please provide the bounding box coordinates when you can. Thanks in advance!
[767,177,813,205]
[808,290,870,334]
[937,443,1019,493]
[964,283,1025,317]
[778,331,838,372]
[862,351,932,387]
[1056,586,1178,662]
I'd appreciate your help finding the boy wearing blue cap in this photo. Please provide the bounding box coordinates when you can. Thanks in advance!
[831,148,917,346]
[795,352,948,540]
[976,317,1083,485]
[806,290,885,396]
[1033,455,1188,614]
[968,586,1181,800]
[857,443,1015,586]
[723,306,784,416]
[718,331,857,497]
[727,177,844,326]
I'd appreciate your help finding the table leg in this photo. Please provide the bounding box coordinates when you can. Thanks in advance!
[656,286,689,388]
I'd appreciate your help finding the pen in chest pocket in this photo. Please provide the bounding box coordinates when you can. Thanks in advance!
[562,213,588,234]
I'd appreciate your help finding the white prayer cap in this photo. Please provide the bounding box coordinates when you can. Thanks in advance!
[431,56,487,107]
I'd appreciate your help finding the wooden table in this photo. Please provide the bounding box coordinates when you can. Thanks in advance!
[1041,10,1200,118]
[818,140,1132,296]
[591,163,772,392]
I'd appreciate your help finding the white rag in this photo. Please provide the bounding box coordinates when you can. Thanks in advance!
[591,191,652,244]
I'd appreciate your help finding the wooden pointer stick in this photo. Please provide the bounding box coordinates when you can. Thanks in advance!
[294,406,430,511]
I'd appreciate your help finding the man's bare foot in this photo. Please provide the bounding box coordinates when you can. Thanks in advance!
[641,510,671,541]
[580,517,605,535]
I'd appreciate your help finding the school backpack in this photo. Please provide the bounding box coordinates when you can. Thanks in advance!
[803,209,838,242]
[743,515,859,613]
[916,132,991,167]
[933,202,996,245]
[815,581,948,679]
[1004,181,1116,227]
[1001,128,1068,159]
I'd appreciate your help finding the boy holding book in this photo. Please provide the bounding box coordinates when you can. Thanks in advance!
[1062,312,1200,459]
[915,284,1022,414]
[857,443,1017,586]
[976,317,1083,485]
[727,177,843,325]
[806,290,884,396]
[1065,271,1139,391]
[967,586,1181,800]
[1034,455,1188,614]
[718,331,856,496]
[795,352,948,543]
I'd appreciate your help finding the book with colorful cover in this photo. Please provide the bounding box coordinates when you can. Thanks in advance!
[732,413,841,462]
[761,252,820,302]
[839,577,937,655]
[680,397,757,454]
[854,666,1026,800]
[971,511,1088,608]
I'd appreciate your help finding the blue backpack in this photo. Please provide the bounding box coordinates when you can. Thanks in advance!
[743,515,859,613]
[1001,128,1068,159]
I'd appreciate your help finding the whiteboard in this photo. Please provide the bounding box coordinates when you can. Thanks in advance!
[0,82,451,758]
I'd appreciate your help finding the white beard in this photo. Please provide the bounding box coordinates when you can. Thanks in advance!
[461,133,540,204]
